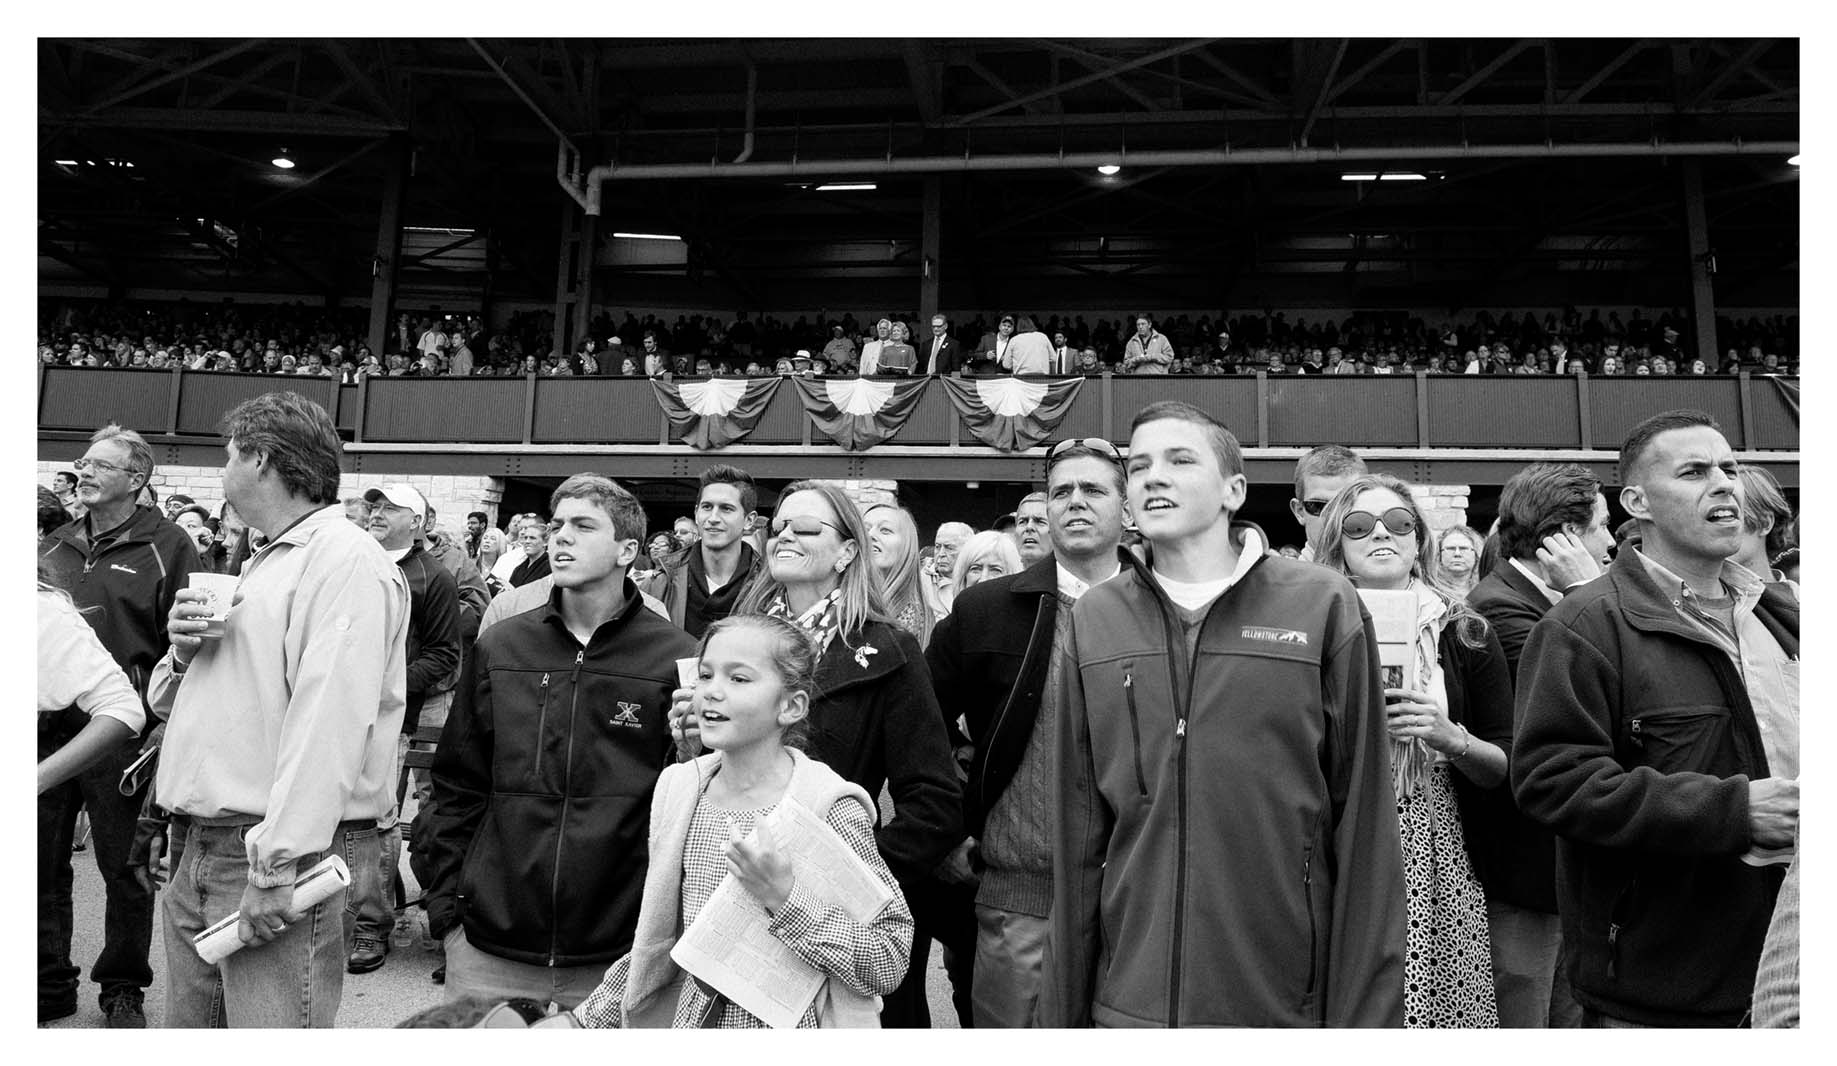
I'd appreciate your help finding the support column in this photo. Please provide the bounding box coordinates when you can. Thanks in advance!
[1681,160,1719,367]
[919,177,941,329]
[552,201,580,357]
[571,210,599,351]
[366,135,409,357]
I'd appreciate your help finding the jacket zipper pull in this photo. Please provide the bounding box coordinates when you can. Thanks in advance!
[1607,922,1621,979]
[541,672,550,688]
[576,650,584,666]
[1176,718,1187,739]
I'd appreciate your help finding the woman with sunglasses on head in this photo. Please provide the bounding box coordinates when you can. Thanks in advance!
[863,503,935,649]
[670,480,962,1028]
[1315,474,1513,1028]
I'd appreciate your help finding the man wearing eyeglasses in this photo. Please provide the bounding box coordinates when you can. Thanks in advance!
[1038,401,1404,1028]
[39,424,202,1028]
[928,437,1140,1027]
[1290,445,1369,561]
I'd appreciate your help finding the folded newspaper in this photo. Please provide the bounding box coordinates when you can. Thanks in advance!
[669,796,893,1028]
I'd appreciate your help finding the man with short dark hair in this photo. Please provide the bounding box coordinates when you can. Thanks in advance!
[465,511,489,559]
[151,392,409,1027]
[1290,445,1369,560]
[39,424,201,1027]
[163,493,196,522]
[1513,410,1798,1028]
[53,470,80,516]
[425,475,697,1011]
[637,464,763,639]
[1466,461,1615,1029]
[1119,315,1174,374]
[928,439,1139,1027]
[1038,401,1404,1027]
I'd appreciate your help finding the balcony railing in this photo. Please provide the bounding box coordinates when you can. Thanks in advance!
[37,366,1800,454]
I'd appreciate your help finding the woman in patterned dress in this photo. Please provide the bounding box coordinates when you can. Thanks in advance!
[567,615,913,1027]
[1316,474,1514,1028]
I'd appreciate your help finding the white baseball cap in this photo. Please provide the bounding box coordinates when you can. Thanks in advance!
[363,483,428,515]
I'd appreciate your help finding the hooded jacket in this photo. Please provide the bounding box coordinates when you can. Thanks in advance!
[1038,525,1405,1028]
[423,579,698,966]
[1511,549,1797,1026]
[40,504,200,720]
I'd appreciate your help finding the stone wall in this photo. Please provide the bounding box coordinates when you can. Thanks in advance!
[1410,483,1474,536]
[38,461,506,541]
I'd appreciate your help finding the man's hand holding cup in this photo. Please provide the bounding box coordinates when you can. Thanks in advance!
[171,573,238,665]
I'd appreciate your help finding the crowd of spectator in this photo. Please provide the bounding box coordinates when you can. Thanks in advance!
[39,298,1797,380]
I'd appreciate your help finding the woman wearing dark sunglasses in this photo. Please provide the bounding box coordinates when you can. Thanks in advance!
[1315,473,1513,1029]
[671,479,962,1027]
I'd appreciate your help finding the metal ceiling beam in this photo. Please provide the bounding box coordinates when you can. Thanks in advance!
[1032,39,1260,107]
[1026,40,1163,112]
[80,39,268,115]
[1690,39,1776,109]
[1327,39,1412,103]
[322,39,402,124]
[1562,39,1650,104]
[1436,39,1537,106]
[1706,40,1788,96]
[951,39,1220,126]
[981,167,1178,236]
[46,106,405,136]
[466,37,581,143]
[1297,39,1350,148]
[1189,47,1283,108]
[589,139,1799,185]
[193,50,295,110]
[901,42,940,124]
[961,57,1048,116]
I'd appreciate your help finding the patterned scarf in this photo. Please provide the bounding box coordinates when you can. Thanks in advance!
[764,586,845,658]
[1393,580,1453,801]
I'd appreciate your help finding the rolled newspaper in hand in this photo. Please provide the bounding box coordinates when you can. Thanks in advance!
[192,854,351,964]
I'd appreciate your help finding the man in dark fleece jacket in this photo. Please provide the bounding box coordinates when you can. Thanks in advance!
[1512,410,1798,1027]
[425,474,696,1011]
[1038,402,1404,1028]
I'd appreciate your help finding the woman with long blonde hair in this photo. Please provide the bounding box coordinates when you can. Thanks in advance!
[863,503,935,648]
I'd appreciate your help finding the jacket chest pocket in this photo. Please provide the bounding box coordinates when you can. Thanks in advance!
[1624,704,1732,775]
[489,668,567,791]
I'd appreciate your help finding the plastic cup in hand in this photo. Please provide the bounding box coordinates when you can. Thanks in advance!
[188,573,239,638]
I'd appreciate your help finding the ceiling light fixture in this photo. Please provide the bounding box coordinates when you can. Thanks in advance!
[612,231,683,241]
[1378,172,1427,181]
[1788,154,1800,166]
[1340,172,1378,181]
[815,182,877,191]
[271,148,295,170]
[1097,165,1121,176]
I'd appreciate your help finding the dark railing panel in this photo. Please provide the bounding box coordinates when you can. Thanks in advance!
[1060,376,1105,440]
[1426,377,1583,448]
[1589,378,1746,450]
[888,383,954,445]
[532,378,658,443]
[1108,376,1259,441]
[739,383,809,445]
[176,373,340,435]
[1268,376,1418,446]
[362,378,525,442]
[336,384,358,434]
[39,367,170,433]
[1747,376,1801,450]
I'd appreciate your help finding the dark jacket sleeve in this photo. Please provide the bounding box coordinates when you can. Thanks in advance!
[1320,600,1407,1027]
[1451,623,1516,759]
[405,560,463,699]
[922,607,972,753]
[1036,611,1106,1027]
[425,636,494,939]
[1471,580,1546,686]
[1510,613,1752,856]
[874,631,963,881]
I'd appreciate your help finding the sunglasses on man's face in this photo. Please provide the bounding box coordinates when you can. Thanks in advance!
[1341,507,1419,541]
[769,515,846,539]
[1298,498,1332,517]
[1045,436,1124,466]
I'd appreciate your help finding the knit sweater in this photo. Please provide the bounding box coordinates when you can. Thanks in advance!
[976,590,1072,918]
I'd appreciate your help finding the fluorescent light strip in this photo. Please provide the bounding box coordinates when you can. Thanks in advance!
[1340,173,1378,181]
[1378,172,1426,181]
[612,232,683,241]
[815,183,877,191]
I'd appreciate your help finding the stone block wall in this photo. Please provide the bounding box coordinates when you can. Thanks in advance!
[1410,483,1474,537]
[38,461,506,542]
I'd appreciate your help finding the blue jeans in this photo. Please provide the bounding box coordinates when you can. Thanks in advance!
[37,733,154,1011]
[351,734,411,942]
[161,818,378,1027]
